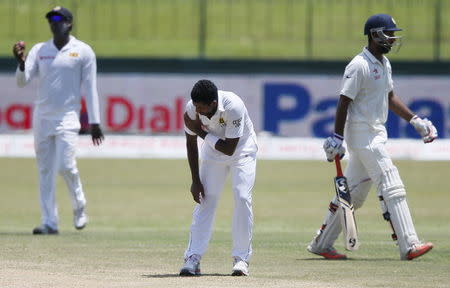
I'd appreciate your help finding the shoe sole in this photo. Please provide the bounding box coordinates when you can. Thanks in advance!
[307,246,347,260]
[75,224,86,230]
[231,270,248,276]
[407,245,433,260]
[179,269,200,276]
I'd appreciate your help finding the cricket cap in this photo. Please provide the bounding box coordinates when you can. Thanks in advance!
[45,6,73,22]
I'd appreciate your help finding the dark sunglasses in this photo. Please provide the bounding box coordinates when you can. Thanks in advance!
[48,14,66,23]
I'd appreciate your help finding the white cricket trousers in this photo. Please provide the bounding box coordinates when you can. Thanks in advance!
[184,154,256,262]
[33,116,86,230]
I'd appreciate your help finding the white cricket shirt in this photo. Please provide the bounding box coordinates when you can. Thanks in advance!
[185,90,258,162]
[340,47,394,127]
[16,35,100,124]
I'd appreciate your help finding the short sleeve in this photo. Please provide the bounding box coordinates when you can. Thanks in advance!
[224,102,245,139]
[340,61,364,100]
[184,100,197,135]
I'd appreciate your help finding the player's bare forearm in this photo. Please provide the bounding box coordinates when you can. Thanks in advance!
[335,95,352,136]
[388,91,415,121]
[214,137,239,156]
[186,133,201,182]
[184,112,207,138]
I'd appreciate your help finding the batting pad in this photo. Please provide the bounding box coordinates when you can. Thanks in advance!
[309,199,342,252]
[385,196,420,259]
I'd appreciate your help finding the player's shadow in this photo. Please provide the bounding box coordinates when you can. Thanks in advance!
[0,231,35,236]
[142,273,231,278]
[299,257,397,262]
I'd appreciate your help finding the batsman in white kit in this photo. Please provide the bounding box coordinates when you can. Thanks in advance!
[307,14,437,260]
[180,80,257,276]
[12,6,104,235]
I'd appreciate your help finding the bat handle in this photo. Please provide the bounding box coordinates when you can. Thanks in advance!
[335,155,343,177]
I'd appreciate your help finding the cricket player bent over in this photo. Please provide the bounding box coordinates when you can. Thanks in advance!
[13,6,104,234]
[180,80,257,276]
[307,14,437,261]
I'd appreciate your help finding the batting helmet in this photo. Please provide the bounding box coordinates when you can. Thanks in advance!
[364,14,402,35]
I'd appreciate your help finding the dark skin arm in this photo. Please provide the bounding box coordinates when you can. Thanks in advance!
[334,95,352,136]
[184,112,239,156]
[185,132,205,204]
[388,91,415,122]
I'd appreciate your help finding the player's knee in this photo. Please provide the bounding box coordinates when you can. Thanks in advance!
[352,196,365,210]
[378,167,406,201]
[234,190,251,205]
[58,163,77,177]
[349,180,371,210]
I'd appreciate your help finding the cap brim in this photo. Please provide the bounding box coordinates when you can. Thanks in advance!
[45,11,71,21]
[385,28,402,32]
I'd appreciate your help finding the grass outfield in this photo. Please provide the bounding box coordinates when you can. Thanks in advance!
[1,158,449,288]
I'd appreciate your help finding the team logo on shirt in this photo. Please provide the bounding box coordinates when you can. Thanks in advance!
[373,68,381,80]
[219,117,226,127]
[232,118,242,128]
[69,52,79,57]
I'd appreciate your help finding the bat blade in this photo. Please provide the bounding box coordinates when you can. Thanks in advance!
[334,175,360,251]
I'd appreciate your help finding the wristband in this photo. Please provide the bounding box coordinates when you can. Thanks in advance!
[409,115,419,124]
[333,133,344,145]
[204,133,220,149]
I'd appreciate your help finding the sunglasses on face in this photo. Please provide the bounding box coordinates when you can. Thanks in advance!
[48,15,66,23]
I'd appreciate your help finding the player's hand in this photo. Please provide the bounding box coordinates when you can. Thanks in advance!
[12,41,26,63]
[190,181,205,204]
[90,124,104,146]
[184,112,204,135]
[323,133,346,162]
[410,115,437,143]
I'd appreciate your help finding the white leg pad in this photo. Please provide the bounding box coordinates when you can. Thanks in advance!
[380,168,419,259]
[308,198,341,252]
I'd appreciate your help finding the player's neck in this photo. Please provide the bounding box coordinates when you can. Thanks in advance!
[368,45,384,63]
[53,35,70,50]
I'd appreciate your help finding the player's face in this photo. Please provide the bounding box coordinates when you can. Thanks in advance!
[194,101,218,118]
[48,15,72,37]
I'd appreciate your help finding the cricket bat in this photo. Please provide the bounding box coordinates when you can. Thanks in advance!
[334,155,359,251]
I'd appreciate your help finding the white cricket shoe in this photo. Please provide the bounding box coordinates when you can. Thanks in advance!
[179,254,201,276]
[231,257,249,276]
[74,207,88,230]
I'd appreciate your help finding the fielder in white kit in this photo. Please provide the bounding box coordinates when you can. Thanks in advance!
[307,14,437,260]
[12,6,104,235]
[180,80,257,276]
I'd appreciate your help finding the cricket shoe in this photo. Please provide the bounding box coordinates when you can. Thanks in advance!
[179,254,201,276]
[74,207,88,230]
[231,257,249,276]
[307,244,347,260]
[406,242,433,260]
[32,225,59,235]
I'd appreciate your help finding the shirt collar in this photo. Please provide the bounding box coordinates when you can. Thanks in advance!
[50,35,76,51]
[217,91,224,113]
[363,47,386,66]
[209,91,224,119]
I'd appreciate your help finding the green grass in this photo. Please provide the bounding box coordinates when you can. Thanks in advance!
[1,0,449,60]
[1,158,450,287]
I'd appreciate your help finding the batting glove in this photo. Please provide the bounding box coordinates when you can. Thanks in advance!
[323,133,346,162]
[410,115,438,143]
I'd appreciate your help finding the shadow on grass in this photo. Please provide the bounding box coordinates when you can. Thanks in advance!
[0,231,35,236]
[298,257,397,262]
[142,273,231,278]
